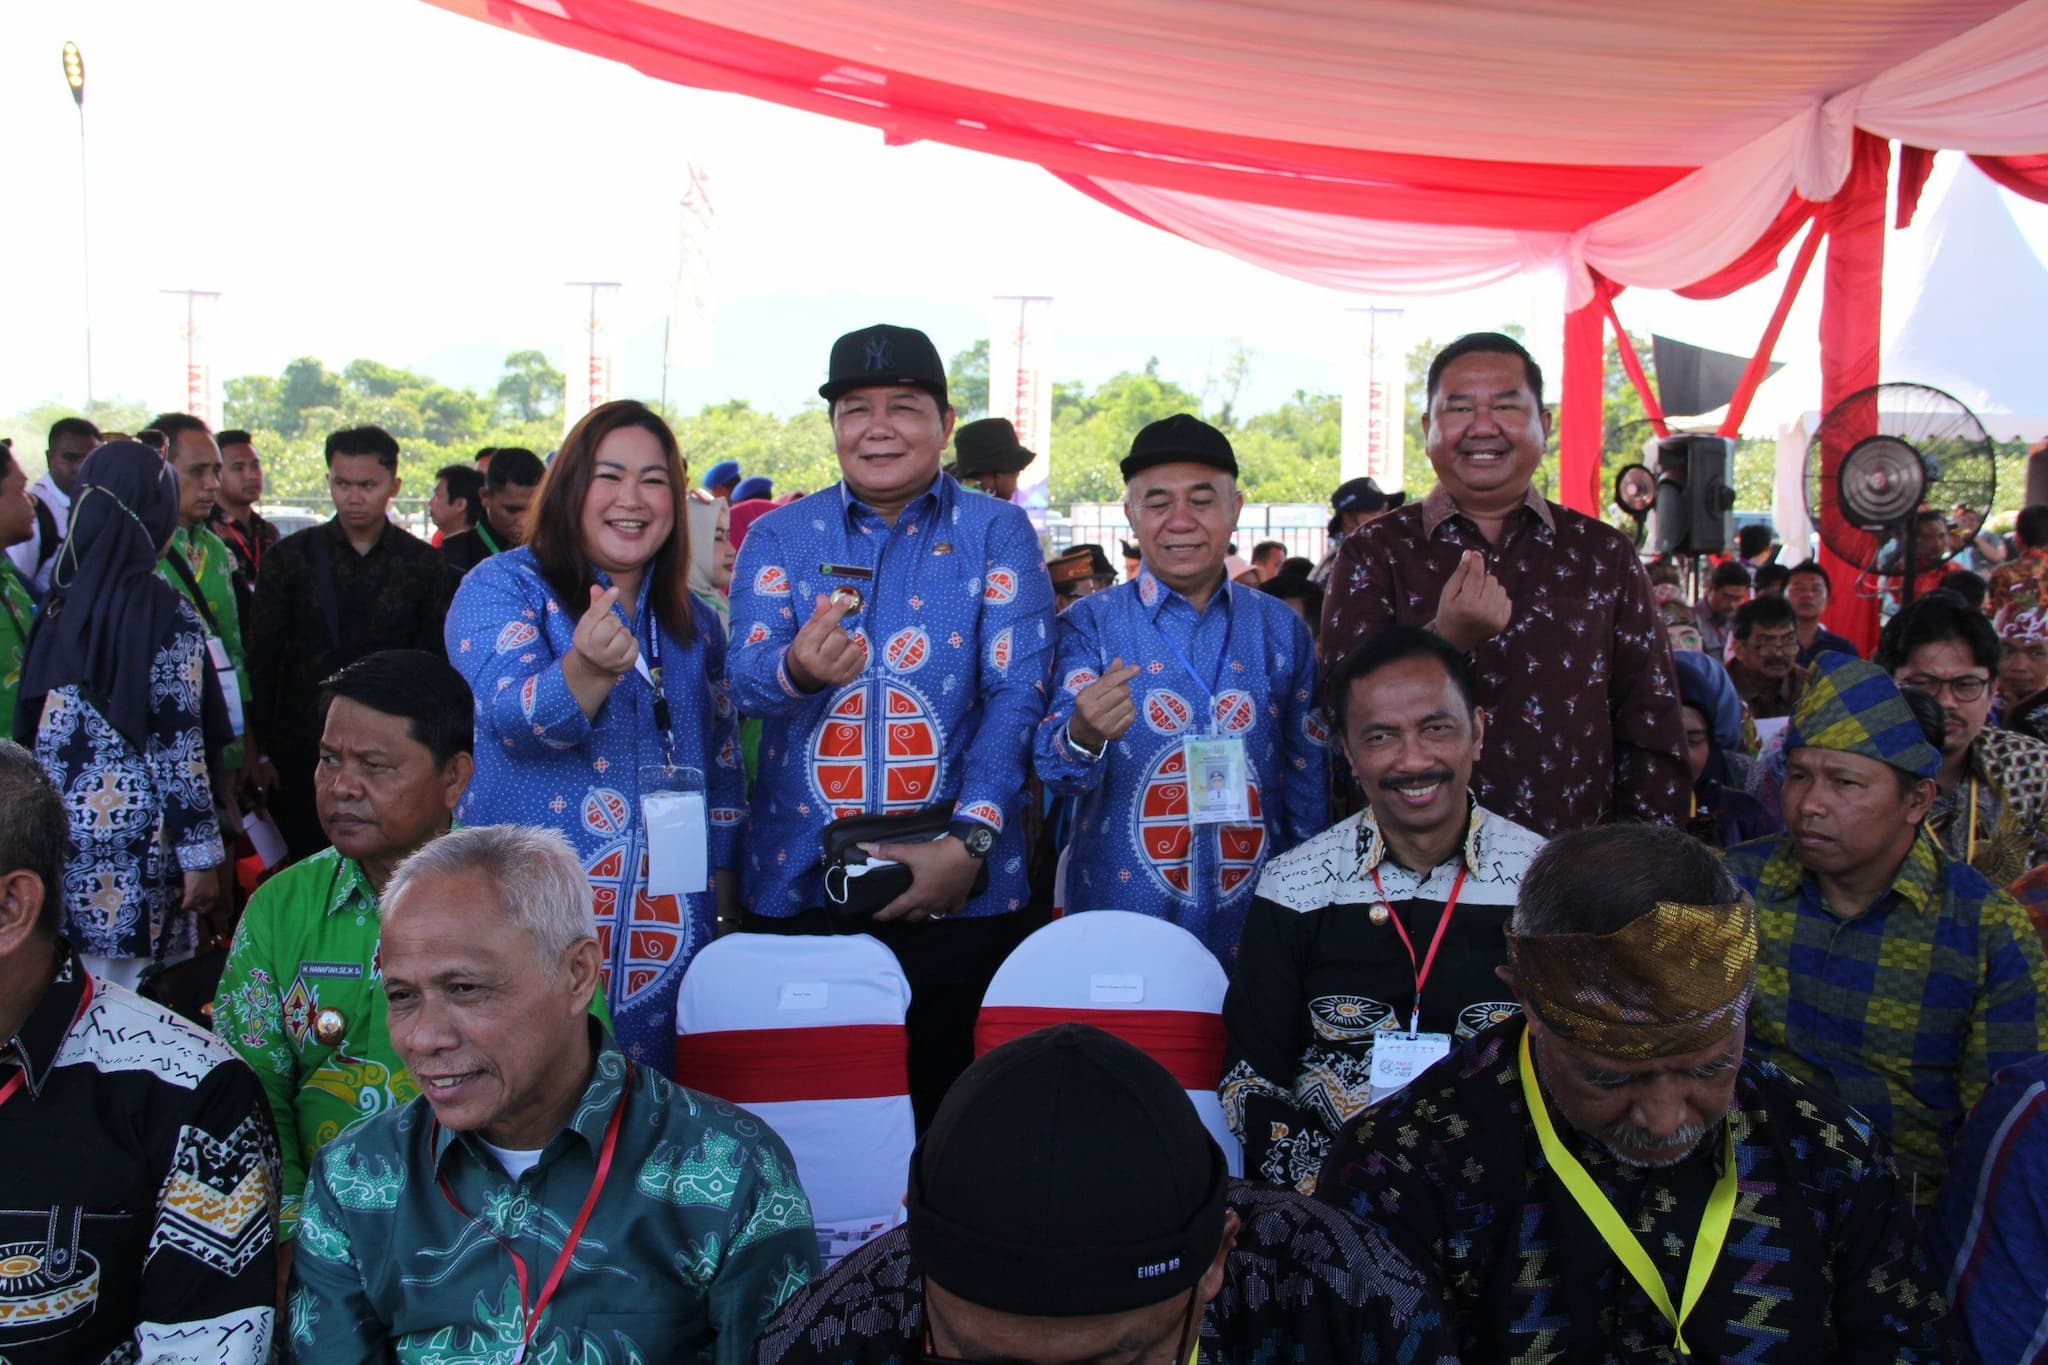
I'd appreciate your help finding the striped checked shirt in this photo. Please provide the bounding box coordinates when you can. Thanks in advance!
[1725,830,2048,1203]
[1928,1054,2048,1364]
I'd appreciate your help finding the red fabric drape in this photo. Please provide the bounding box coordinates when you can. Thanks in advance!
[1675,194,1818,300]
[1597,289,1670,438]
[973,1007,1225,1090]
[674,1023,909,1104]
[424,0,1688,230]
[1558,291,1608,516]
[1817,131,1893,658]
[1972,154,2048,204]
[1896,146,1939,229]
[1716,221,1826,439]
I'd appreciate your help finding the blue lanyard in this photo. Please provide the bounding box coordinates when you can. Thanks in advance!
[639,596,675,765]
[1136,580,1235,717]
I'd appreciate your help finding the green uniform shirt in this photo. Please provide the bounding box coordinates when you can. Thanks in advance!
[160,521,249,768]
[0,559,34,728]
[215,846,613,1233]
[291,1036,818,1363]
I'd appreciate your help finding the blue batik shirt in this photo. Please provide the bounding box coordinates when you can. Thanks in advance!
[446,548,746,1072]
[727,475,1055,919]
[1033,567,1329,963]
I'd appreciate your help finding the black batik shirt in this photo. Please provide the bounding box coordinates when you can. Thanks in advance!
[0,947,280,1361]
[751,1182,1459,1365]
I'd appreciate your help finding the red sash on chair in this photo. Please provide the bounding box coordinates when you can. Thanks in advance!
[674,1024,910,1105]
[973,1007,1226,1090]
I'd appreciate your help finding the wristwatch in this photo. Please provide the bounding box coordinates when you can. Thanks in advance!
[953,823,997,860]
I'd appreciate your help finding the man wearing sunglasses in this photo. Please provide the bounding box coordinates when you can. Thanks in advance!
[752,1024,1455,1364]
[1881,592,2048,883]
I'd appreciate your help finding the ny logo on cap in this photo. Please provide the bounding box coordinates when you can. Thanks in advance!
[864,337,894,371]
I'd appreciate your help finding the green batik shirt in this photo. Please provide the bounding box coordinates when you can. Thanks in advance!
[290,1034,819,1364]
[215,845,613,1236]
[0,559,34,726]
[159,521,250,768]
[214,848,413,1236]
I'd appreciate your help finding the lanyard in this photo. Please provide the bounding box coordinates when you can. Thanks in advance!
[1,976,95,1110]
[1142,583,1235,714]
[642,607,675,765]
[434,1069,628,1362]
[1369,864,1467,1034]
[218,514,262,575]
[477,520,503,556]
[1517,1030,1735,1361]
[1966,777,1979,865]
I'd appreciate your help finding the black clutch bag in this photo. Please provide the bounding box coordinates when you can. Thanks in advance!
[821,805,989,920]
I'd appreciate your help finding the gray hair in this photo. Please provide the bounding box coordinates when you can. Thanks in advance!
[1512,824,1737,937]
[383,825,595,969]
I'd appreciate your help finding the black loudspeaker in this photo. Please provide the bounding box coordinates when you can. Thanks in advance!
[1653,434,1737,557]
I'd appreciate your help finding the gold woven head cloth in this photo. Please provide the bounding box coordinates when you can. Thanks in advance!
[1506,897,1757,1060]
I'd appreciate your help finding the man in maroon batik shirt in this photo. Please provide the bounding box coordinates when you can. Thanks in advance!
[1319,332,1688,837]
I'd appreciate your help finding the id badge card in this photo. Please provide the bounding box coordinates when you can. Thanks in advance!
[1182,734,1250,825]
[205,635,246,739]
[1367,1031,1452,1104]
[639,764,708,897]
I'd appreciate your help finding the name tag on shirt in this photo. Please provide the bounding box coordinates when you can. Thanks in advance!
[1367,1032,1451,1104]
[1182,735,1250,825]
[205,635,245,739]
[641,762,709,897]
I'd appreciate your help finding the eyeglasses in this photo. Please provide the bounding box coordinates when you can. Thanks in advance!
[1898,672,1992,702]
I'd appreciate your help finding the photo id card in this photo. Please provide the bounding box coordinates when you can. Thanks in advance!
[1182,734,1250,825]
[640,764,708,897]
[1366,1031,1452,1104]
[205,635,245,739]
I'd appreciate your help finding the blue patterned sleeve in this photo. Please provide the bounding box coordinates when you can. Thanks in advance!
[1275,611,1331,850]
[152,621,225,873]
[696,597,746,870]
[952,513,1056,834]
[1033,600,1114,797]
[446,559,593,759]
[726,519,816,718]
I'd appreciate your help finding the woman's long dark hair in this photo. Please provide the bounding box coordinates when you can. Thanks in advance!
[526,400,695,645]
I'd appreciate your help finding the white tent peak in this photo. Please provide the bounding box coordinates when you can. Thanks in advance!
[1883,167,2048,434]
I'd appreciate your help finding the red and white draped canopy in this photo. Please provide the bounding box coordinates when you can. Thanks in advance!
[424,0,2048,642]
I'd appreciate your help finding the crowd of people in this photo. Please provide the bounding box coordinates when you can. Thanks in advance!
[2,323,2046,1362]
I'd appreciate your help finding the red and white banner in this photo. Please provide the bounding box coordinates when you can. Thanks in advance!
[988,295,1054,536]
[1341,305,1404,492]
[665,163,718,374]
[162,289,223,430]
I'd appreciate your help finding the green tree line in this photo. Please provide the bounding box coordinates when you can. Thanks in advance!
[5,339,2029,532]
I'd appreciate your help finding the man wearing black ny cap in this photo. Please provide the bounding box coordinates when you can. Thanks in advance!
[727,324,1056,1129]
[1033,415,1327,965]
[1311,476,1404,586]
[951,417,1036,501]
[753,1024,1455,1363]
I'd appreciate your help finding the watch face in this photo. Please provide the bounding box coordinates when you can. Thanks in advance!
[965,827,995,857]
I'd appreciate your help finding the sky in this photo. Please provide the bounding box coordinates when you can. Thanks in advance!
[6,0,2048,426]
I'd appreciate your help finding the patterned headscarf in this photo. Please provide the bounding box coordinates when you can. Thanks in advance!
[1785,650,1941,780]
[1996,603,2048,644]
[1508,898,1757,1059]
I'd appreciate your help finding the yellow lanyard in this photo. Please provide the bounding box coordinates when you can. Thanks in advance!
[1966,777,1979,865]
[1517,1030,1736,1360]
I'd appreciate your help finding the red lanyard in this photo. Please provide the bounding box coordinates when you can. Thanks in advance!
[433,1070,628,1360]
[1,976,95,1111]
[1368,864,1466,1034]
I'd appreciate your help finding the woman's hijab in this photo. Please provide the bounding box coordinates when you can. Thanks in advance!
[686,494,730,622]
[17,441,189,748]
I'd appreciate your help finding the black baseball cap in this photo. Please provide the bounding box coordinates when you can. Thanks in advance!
[1120,413,1238,482]
[819,323,949,407]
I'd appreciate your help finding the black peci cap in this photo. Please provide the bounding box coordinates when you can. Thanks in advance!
[819,323,949,407]
[1120,413,1237,482]
[905,1024,1228,1318]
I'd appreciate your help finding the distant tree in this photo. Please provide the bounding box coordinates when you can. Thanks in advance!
[278,357,343,436]
[947,341,989,422]
[495,350,564,424]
